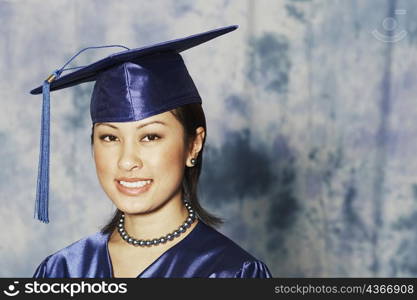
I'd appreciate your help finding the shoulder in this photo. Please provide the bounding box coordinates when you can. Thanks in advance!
[33,231,109,278]
[191,221,272,278]
[197,221,256,260]
[44,231,106,259]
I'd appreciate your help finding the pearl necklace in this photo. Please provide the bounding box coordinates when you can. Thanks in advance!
[117,201,196,247]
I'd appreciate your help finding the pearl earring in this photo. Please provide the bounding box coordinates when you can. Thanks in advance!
[190,158,196,166]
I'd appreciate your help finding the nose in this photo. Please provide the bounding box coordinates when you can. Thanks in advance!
[118,142,142,171]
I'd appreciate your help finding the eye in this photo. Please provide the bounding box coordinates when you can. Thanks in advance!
[141,134,160,142]
[99,134,118,142]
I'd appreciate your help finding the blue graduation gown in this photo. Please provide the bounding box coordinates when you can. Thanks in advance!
[33,220,272,278]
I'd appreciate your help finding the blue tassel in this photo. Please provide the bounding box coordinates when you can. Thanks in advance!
[34,70,61,223]
[34,80,51,223]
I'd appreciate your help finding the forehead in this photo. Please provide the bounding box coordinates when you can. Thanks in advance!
[94,111,180,129]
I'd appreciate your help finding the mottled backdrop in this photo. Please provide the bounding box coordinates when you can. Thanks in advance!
[1,0,417,277]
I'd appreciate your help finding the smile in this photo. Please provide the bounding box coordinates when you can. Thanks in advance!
[115,179,153,196]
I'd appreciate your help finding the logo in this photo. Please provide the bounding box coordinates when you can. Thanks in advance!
[3,281,20,297]
[372,9,407,43]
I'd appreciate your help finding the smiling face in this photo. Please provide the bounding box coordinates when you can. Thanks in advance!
[92,111,194,215]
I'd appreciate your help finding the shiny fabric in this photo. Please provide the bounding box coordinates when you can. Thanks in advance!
[33,220,272,278]
[90,52,201,123]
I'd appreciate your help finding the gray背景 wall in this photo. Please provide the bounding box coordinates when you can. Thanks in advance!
[1,0,417,277]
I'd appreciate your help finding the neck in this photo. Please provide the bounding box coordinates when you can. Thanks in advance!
[117,196,189,241]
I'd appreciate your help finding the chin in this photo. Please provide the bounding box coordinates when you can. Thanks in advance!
[112,197,148,213]
[112,193,161,214]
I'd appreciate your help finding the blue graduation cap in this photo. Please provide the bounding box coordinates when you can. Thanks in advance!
[31,25,238,223]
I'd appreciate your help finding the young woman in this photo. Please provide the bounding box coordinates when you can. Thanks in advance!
[31,25,272,278]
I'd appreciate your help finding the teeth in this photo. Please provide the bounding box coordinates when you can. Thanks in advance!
[119,180,151,188]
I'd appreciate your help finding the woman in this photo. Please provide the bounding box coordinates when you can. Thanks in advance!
[31,25,272,278]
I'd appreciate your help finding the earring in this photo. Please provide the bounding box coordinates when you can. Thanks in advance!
[190,158,196,166]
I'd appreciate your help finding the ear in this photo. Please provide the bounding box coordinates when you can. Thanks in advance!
[186,126,205,167]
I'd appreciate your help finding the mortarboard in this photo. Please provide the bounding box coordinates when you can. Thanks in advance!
[31,25,238,223]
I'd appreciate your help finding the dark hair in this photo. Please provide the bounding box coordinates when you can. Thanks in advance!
[91,102,223,235]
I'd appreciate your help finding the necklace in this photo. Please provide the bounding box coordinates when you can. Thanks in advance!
[117,201,196,247]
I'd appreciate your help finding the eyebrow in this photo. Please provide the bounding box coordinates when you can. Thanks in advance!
[95,120,167,130]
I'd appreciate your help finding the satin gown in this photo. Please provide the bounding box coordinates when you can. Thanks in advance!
[33,220,272,278]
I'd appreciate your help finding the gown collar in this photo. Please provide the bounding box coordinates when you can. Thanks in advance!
[103,219,203,278]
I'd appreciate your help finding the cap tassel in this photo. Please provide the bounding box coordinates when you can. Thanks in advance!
[34,71,60,223]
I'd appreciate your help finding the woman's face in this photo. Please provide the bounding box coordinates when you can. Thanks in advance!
[92,111,193,215]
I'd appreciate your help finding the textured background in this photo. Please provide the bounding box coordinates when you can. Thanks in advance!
[1,0,417,277]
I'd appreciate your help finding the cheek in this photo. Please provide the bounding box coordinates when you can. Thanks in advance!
[147,142,186,176]
[93,144,116,177]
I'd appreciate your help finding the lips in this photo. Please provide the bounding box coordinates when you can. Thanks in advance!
[115,178,153,196]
